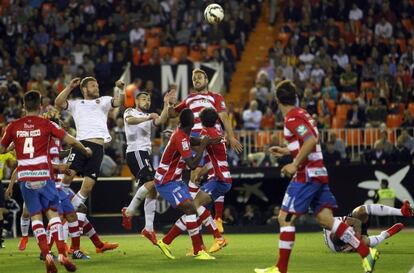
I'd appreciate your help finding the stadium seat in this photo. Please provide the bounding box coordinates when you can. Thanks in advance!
[97,19,107,30]
[341,92,356,101]
[332,116,345,129]
[364,128,380,147]
[408,103,414,116]
[158,46,172,58]
[346,129,362,146]
[387,130,397,144]
[172,46,188,59]
[402,19,412,32]
[396,38,407,53]
[336,104,351,119]
[386,114,403,128]
[256,131,271,150]
[360,81,375,90]
[389,103,404,115]
[189,50,202,62]
[335,21,345,34]
[121,164,132,177]
[331,128,345,140]
[207,45,219,56]
[146,37,160,52]
[150,27,162,37]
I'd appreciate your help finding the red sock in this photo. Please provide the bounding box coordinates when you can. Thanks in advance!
[186,214,203,254]
[332,219,369,257]
[49,217,66,256]
[214,197,224,219]
[163,217,186,245]
[68,221,80,251]
[276,226,296,273]
[83,222,104,248]
[198,207,222,239]
[49,233,55,250]
[32,220,50,257]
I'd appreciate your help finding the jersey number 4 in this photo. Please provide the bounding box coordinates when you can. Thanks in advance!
[23,137,35,158]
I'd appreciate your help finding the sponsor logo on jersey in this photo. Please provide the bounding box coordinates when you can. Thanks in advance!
[24,123,34,129]
[17,169,50,179]
[296,125,307,136]
[182,140,189,151]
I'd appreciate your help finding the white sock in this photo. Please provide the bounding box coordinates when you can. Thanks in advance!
[188,181,199,199]
[368,231,388,247]
[144,198,156,232]
[62,221,69,242]
[71,192,87,210]
[364,204,403,216]
[126,185,149,214]
[20,217,31,237]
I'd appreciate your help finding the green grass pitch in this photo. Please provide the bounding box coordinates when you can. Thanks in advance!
[0,231,413,273]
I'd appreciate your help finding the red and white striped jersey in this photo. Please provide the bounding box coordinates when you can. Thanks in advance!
[154,128,192,185]
[284,107,328,183]
[1,115,66,182]
[49,137,64,188]
[201,127,232,184]
[174,91,226,134]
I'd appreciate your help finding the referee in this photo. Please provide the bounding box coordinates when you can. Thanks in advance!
[0,151,16,248]
[55,77,124,209]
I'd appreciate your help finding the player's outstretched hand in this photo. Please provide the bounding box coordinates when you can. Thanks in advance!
[69,78,81,90]
[164,88,177,104]
[228,136,243,153]
[115,80,125,89]
[281,163,297,178]
[269,146,290,158]
[85,147,93,158]
[149,113,159,120]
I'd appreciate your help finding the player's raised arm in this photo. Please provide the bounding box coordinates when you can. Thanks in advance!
[55,77,81,110]
[112,80,125,107]
[154,89,175,126]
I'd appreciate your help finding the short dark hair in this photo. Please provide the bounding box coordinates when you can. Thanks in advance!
[80,77,97,89]
[275,80,297,106]
[381,179,389,187]
[24,91,41,111]
[179,108,194,128]
[200,107,218,128]
[136,91,150,99]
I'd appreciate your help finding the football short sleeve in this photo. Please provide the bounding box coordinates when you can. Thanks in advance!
[101,96,113,113]
[67,100,77,113]
[214,94,226,112]
[174,99,187,113]
[48,120,66,140]
[285,117,315,142]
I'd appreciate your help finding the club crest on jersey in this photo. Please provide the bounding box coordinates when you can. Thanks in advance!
[96,99,100,104]
[181,140,189,151]
[296,125,307,136]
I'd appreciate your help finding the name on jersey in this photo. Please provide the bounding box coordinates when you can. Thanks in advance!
[16,129,41,138]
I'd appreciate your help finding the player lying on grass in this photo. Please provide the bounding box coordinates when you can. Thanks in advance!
[154,109,220,260]
[324,201,413,253]
[157,108,230,255]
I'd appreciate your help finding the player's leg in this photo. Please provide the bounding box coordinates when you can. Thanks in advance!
[214,195,225,233]
[76,204,119,253]
[366,223,404,247]
[188,167,202,199]
[19,203,31,251]
[42,180,77,272]
[315,184,379,273]
[141,184,157,244]
[356,202,413,218]
[65,212,90,260]
[0,182,6,248]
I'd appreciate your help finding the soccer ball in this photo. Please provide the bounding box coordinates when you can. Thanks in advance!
[204,3,224,24]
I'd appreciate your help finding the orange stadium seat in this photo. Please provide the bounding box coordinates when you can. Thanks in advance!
[386,114,403,128]
[146,37,160,52]
[364,128,380,147]
[172,46,188,59]
[336,104,351,119]
[360,81,375,90]
[276,32,291,47]
[332,116,345,129]
[150,27,162,37]
[408,103,414,116]
[189,50,202,62]
[256,131,272,150]
[158,46,172,57]
[346,129,362,146]
[396,38,407,53]
[207,45,219,56]
[335,21,345,34]
[97,19,106,30]
[402,19,412,32]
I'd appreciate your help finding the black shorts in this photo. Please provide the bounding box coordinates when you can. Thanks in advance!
[68,141,104,181]
[126,150,155,184]
[0,182,4,207]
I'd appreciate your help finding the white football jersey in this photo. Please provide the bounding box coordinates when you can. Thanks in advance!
[67,96,113,143]
[123,108,153,153]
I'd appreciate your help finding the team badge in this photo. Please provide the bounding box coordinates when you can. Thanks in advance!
[96,99,100,104]
[182,140,189,151]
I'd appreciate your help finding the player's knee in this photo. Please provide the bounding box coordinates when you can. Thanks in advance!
[352,206,367,219]
[65,213,77,222]
[181,201,197,215]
